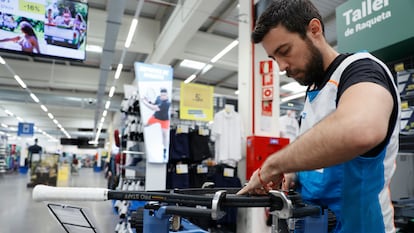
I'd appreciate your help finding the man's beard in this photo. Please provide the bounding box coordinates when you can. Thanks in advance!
[292,38,324,87]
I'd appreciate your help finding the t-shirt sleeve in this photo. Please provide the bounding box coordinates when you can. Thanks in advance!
[337,58,393,100]
[337,58,398,157]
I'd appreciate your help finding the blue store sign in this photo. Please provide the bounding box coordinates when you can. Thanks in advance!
[17,122,34,137]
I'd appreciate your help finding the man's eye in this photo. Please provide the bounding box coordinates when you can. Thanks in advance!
[279,48,289,56]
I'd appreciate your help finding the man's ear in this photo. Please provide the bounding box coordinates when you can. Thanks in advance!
[307,18,323,37]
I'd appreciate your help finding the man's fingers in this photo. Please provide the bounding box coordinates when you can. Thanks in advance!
[237,186,249,195]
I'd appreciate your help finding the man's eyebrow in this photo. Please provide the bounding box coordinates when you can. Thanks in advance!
[272,43,288,56]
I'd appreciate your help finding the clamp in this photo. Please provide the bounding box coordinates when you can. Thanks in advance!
[211,190,227,220]
[269,190,294,219]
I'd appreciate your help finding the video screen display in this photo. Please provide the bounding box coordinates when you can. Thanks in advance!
[0,0,88,61]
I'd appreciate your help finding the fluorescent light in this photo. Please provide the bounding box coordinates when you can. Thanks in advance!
[235,90,239,95]
[30,93,39,103]
[1,123,8,128]
[114,64,123,79]
[14,75,27,89]
[105,101,110,109]
[281,92,306,103]
[53,119,58,124]
[57,124,62,129]
[16,116,24,122]
[210,40,239,63]
[85,45,103,53]
[4,110,13,116]
[100,116,105,123]
[180,59,207,70]
[88,140,98,145]
[40,105,48,112]
[48,113,54,119]
[109,86,115,97]
[102,110,107,117]
[201,64,213,74]
[0,56,5,64]
[125,18,138,48]
[281,82,307,94]
[184,74,196,84]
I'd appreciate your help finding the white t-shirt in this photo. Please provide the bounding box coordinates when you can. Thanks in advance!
[211,109,244,162]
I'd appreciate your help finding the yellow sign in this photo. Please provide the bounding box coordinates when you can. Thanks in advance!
[58,164,70,182]
[401,101,408,110]
[19,0,45,15]
[394,63,405,73]
[180,82,214,121]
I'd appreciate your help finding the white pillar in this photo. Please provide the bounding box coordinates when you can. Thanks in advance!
[237,1,281,232]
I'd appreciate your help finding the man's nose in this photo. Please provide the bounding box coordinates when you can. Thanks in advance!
[275,58,289,73]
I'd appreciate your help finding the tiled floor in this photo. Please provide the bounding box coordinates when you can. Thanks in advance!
[0,168,119,233]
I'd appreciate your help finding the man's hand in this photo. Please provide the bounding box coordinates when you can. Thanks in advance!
[282,173,297,190]
[237,168,284,195]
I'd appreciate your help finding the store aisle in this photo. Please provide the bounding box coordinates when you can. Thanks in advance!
[0,168,118,233]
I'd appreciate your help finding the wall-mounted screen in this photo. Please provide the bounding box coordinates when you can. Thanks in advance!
[0,0,88,61]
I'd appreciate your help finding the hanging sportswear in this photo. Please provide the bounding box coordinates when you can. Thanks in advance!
[298,52,400,233]
[211,109,244,163]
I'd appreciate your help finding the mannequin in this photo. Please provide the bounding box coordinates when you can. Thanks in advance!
[224,104,235,114]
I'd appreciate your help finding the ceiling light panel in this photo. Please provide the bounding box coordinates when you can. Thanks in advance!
[180,59,207,70]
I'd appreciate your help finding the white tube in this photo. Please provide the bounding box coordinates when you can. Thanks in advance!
[32,185,109,202]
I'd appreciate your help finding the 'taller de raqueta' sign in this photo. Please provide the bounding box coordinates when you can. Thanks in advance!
[342,0,391,37]
[336,0,414,54]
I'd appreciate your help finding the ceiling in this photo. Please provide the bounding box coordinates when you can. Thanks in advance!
[0,0,347,145]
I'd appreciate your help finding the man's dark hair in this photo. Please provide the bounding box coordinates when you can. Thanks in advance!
[252,0,324,43]
[160,88,167,93]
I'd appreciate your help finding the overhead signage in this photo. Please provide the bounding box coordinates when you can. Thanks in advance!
[341,0,391,37]
[336,0,414,54]
[180,82,214,122]
[17,122,34,136]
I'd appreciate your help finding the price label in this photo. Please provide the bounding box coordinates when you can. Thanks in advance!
[197,164,208,174]
[198,128,210,136]
[223,168,234,177]
[19,0,44,14]
[394,63,405,73]
[176,164,188,174]
[177,125,189,134]
[401,101,408,110]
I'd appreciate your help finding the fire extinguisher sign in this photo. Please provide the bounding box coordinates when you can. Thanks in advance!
[259,60,273,74]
